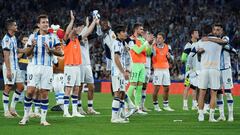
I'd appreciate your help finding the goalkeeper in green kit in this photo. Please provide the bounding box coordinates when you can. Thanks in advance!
[126,23,153,116]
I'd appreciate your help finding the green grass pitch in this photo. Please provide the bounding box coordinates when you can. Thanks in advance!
[0,92,239,135]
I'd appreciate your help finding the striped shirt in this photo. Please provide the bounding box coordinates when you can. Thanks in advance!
[111,38,129,76]
[220,36,231,70]
[187,42,201,71]
[27,32,60,67]
[1,33,19,70]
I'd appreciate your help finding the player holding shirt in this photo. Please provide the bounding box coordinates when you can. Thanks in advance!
[62,11,98,118]
[78,16,100,115]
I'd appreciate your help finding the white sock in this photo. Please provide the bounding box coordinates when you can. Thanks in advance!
[153,101,159,108]
[163,100,169,107]
[217,94,224,116]
[225,93,233,111]
[88,100,93,110]
[40,99,49,123]
[63,96,70,115]
[71,95,78,114]
[119,100,125,118]
[23,96,32,119]
[10,90,21,109]
[192,100,197,107]
[112,98,120,120]
[33,99,41,114]
[183,99,188,107]
[2,92,9,113]
[199,109,203,115]
[225,92,233,118]
[198,109,204,120]
[209,109,215,120]
[125,94,135,109]
[58,92,64,105]
[203,103,209,111]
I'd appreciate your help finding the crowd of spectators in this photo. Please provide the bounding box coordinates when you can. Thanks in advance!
[0,0,240,82]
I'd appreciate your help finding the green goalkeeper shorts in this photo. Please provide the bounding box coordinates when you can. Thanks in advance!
[130,63,145,83]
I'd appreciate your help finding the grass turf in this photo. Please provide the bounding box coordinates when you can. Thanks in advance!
[0,92,239,135]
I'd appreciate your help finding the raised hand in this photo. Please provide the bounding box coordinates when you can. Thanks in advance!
[70,10,75,21]
[86,17,89,26]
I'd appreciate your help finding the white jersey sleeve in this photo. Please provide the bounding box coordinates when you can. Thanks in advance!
[26,34,34,46]
[222,36,230,44]
[2,36,11,50]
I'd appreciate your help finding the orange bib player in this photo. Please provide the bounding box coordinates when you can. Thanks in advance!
[152,32,175,112]
[62,10,98,118]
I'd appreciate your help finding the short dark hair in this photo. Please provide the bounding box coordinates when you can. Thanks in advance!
[33,25,39,31]
[37,14,48,23]
[114,24,126,34]
[5,18,16,30]
[157,32,165,39]
[20,34,28,41]
[213,23,223,29]
[189,29,198,36]
[75,18,85,27]
[203,25,212,36]
[133,22,143,32]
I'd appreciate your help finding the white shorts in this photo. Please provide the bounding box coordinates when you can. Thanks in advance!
[153,69,171,86]
[2,64,24,85]
[64,66,81,87]
[27,64,53,90]
[53,73,64,92]
[221,68,233,89]
[145,67,151,83]
[111,75,126,92]
[80,65,94,84]
[20,70,27,85]
[198,69,221,90]
[189,70,200,88]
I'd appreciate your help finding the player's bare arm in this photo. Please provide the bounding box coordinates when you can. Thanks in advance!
[81,18,98,39]
[64,10,75,41]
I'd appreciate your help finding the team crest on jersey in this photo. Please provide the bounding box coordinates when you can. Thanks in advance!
[227,78,231,82]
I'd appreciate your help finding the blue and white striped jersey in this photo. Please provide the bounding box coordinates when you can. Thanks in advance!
[220,36,231,70]
[26,32,60,67]
[1,33,19,70]
[111,38,129,76]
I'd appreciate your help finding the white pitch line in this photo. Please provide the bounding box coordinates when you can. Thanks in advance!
[0,112,240,119]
